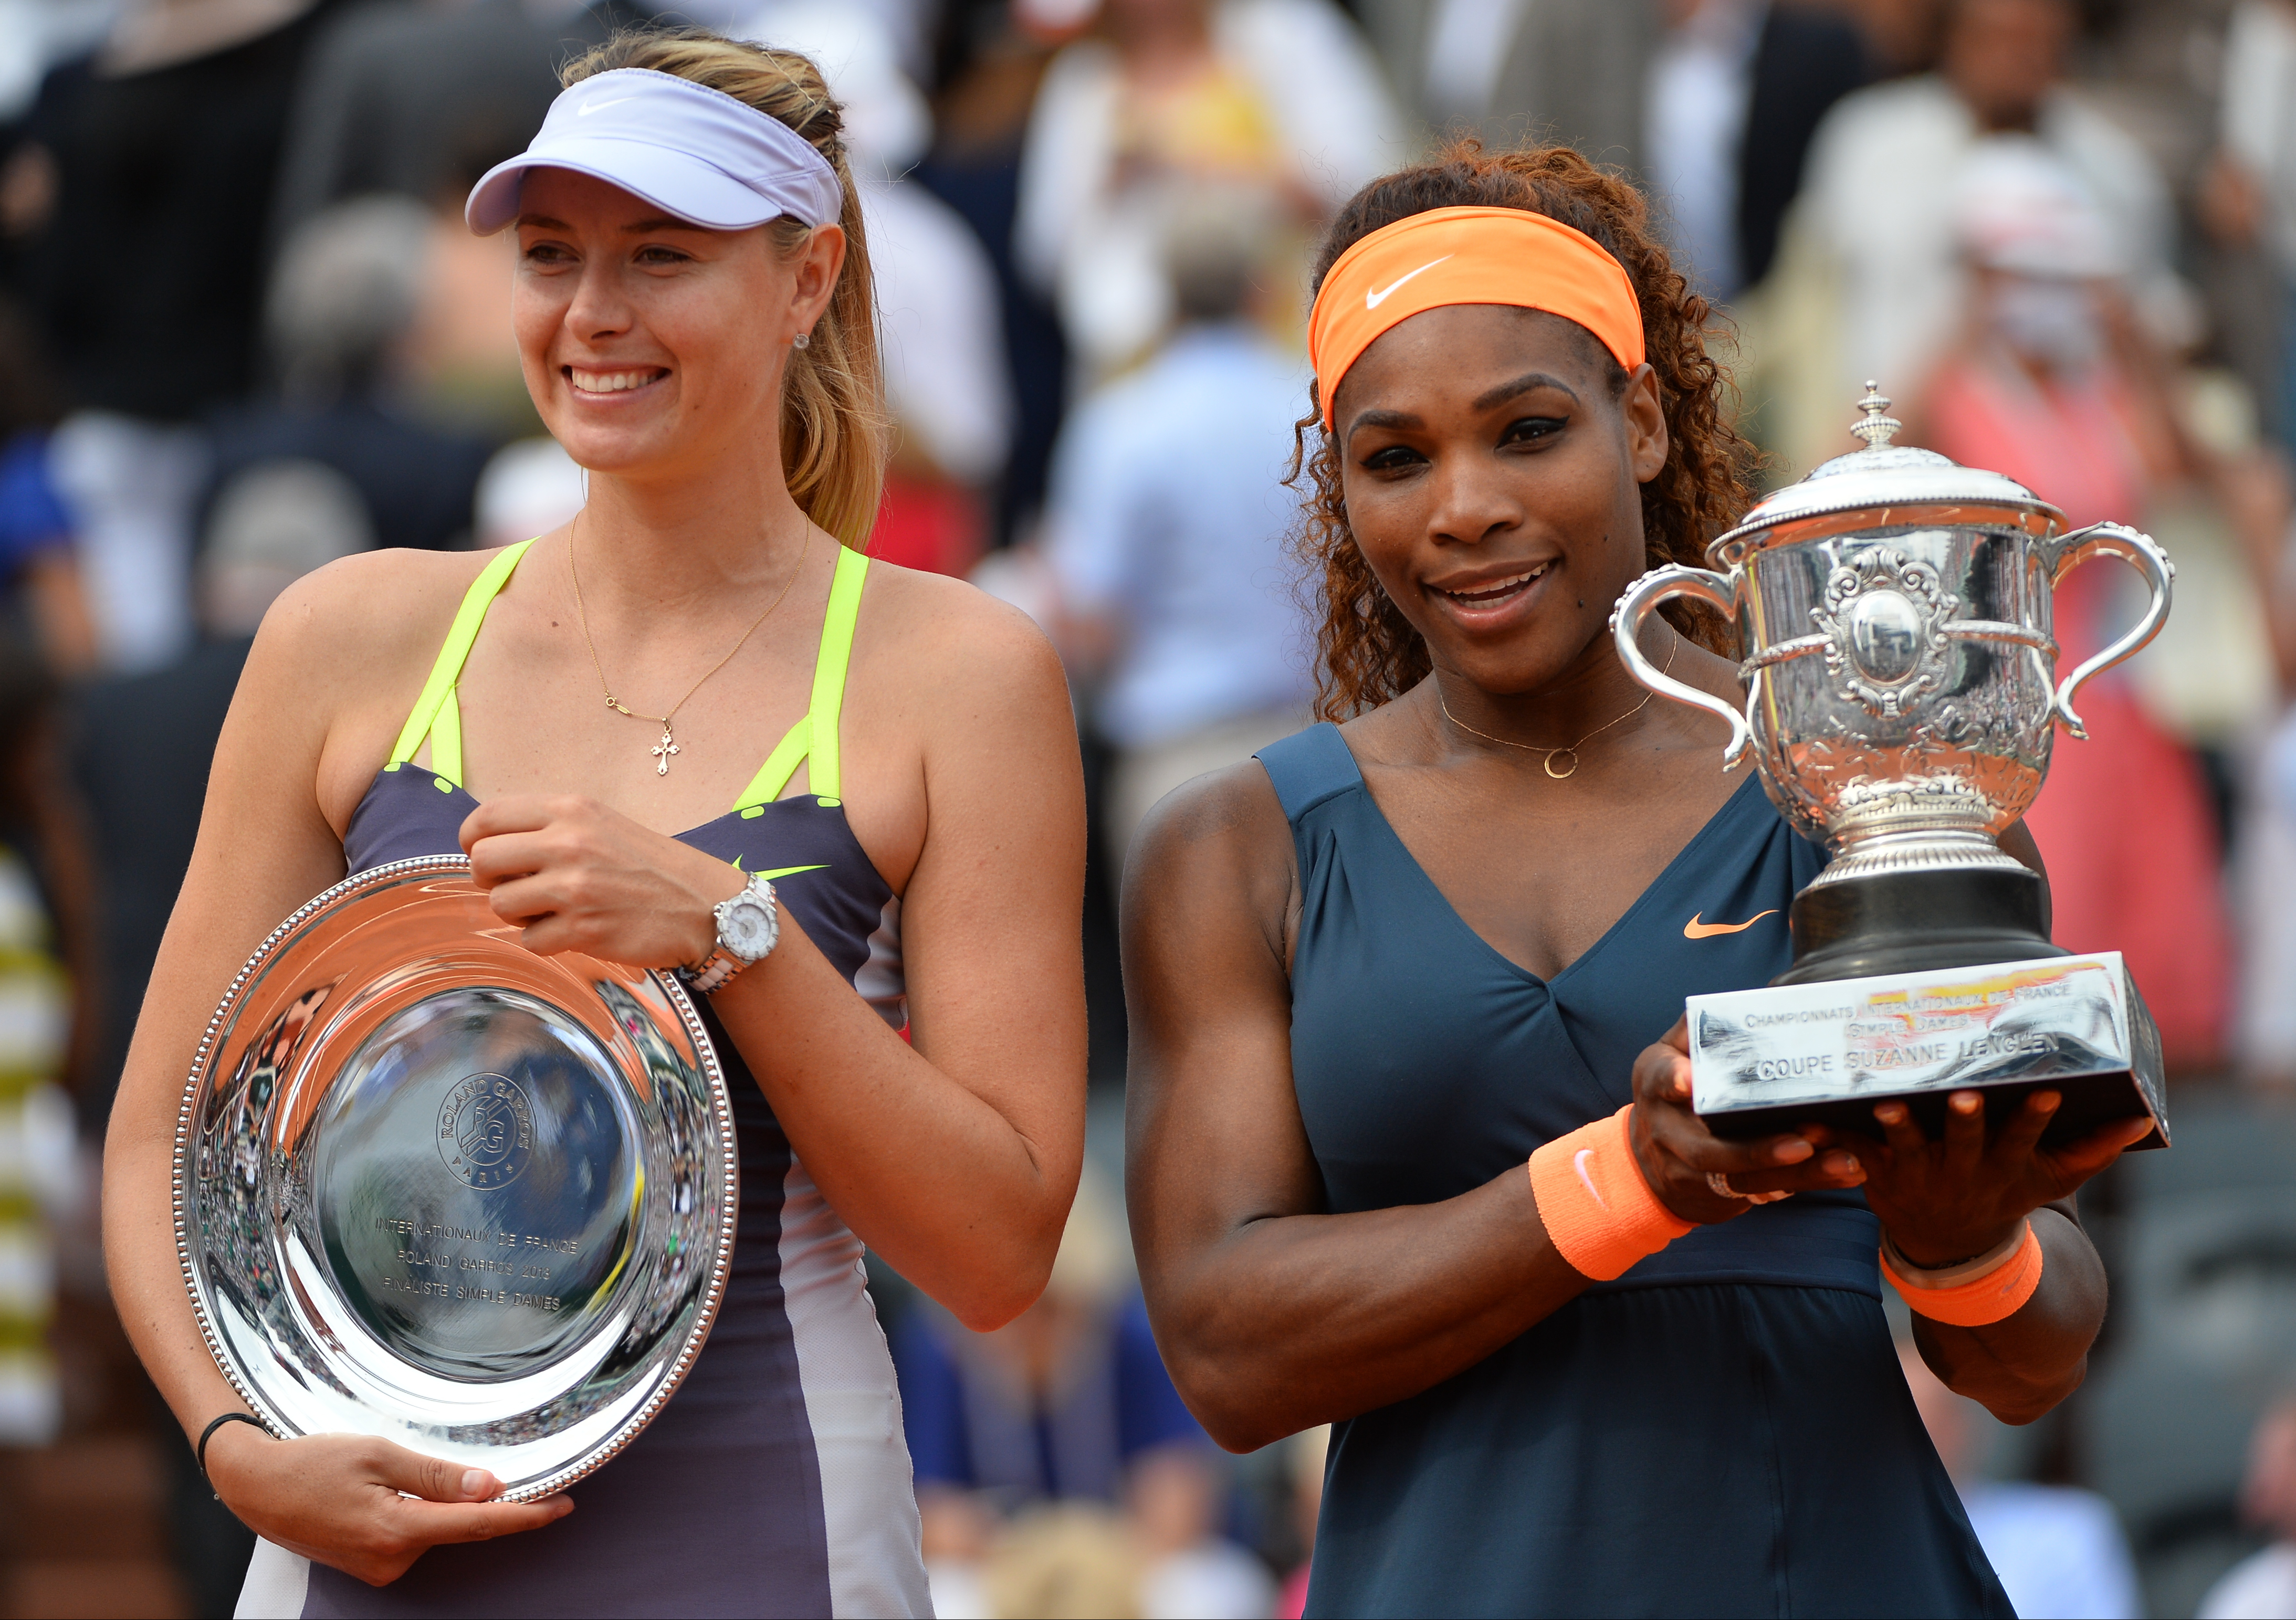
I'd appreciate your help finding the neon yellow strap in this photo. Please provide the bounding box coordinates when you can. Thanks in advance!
[429,686,463,788]
[388,540,532,786]
[732,546,868,811]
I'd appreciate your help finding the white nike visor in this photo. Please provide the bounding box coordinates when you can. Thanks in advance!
[465,67,843,236]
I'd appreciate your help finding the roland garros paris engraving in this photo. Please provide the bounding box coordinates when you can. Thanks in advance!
[438,1072,536,1190]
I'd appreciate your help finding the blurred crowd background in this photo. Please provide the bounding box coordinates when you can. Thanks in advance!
[1,0,2295,1615]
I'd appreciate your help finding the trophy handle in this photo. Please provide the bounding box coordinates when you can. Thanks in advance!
[1610,564,1751,768]
[2035,521,2175,741]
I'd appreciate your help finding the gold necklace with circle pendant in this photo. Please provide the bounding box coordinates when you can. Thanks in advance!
[569,516,812,776]
[1438,636,1681,779]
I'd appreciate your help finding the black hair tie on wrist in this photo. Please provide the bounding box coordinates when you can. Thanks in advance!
[197,1411,271,1497]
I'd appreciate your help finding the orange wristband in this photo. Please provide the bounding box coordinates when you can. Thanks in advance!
[1879,1220,2044,1327]
[1528,1105,1693,1281]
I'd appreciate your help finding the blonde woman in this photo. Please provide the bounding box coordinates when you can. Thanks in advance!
[101,31,1086,1616]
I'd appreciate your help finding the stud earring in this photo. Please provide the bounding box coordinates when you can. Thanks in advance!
[792,332,810,350]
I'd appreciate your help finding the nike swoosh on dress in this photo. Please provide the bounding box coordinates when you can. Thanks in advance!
[1682,910,1779,940]
[731,856,830,881]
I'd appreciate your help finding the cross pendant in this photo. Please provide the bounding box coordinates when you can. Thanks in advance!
[652,727,680,776]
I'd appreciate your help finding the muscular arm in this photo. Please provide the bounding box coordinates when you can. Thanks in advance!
[1913,1198,2102,1424]
[1121,765,1856,1453]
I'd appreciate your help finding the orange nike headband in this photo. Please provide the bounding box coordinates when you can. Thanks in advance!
[1308,206,1646,430]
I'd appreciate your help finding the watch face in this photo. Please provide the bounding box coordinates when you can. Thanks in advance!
[721,898,774,959]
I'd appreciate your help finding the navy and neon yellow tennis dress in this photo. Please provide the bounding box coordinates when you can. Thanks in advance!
[238,542,931,1618]
[1258,723,2013,1619]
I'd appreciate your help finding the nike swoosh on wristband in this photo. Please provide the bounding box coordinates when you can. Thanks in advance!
[1574,1148,1607,1208]
[1365,256,1453,309]
[577,96,637,117]
[1683,909,1778,940]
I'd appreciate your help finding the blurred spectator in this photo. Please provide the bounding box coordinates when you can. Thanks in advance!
[896,1167,1271,1620]
[968,1503,1143,1619]
[1041,189,1314,871]
[913,4,1068,545]
[399,203,539,441]
[744,1,1014,576]
[1903,138,2236,1071]
[1902,1339,2142,1618]
[0,640,80,1448]
[2199,1395,2296,1618]
[1643,0,1868,300]
[2207,2,2296,448]
[13,0,339,670]
[0,301,96,675]
[1362,0,1650,155]
[2241,675,2296,1086]
[1014,0,1402,381]
[475,435,585,551]
[1754,0,2183,480]
[201,195,494,556]
[269,0,640,441]
[74,434,368,1127]
[1366,0,1865,303]
[269,0,628,244]
[1830,0,1946,77]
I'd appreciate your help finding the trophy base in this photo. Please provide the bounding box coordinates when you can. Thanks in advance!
[1686,949,2168,1153]
[1777,865,2062,985]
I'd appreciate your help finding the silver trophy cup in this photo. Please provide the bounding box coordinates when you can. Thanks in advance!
[1609,387,2171,1148]
[176,855,738,1499]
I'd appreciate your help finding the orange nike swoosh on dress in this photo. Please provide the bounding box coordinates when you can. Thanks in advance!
[1683,910,1778,940]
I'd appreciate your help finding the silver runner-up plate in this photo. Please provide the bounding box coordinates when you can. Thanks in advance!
[174,854,738,1501]
[1687,952,2168,1151]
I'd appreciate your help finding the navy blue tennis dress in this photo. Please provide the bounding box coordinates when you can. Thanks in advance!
[1259,723,2012,1619]
[236,543,931,1618]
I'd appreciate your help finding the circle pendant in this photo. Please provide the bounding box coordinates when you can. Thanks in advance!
[1544,749,1579,780]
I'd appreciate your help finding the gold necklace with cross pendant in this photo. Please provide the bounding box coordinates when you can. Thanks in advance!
[568,518,812,775]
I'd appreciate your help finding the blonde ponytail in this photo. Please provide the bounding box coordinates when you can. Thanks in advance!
[562,29,889,548]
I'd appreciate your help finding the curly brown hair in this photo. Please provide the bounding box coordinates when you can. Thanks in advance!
[1292,141,1759,720]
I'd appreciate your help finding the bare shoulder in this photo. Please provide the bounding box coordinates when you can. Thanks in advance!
[857,558,1062,689]
[250,545,500,689]
[242,547,511,830]
[1123,756,1296,962]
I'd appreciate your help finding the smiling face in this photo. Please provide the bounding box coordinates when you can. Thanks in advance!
[1333,303,1667,700]
[511,168,843,484]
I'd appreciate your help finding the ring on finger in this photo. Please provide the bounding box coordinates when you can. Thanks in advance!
[1708,1171,1792,1205]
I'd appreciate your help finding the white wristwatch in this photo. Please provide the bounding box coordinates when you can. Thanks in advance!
[679,875,779,996]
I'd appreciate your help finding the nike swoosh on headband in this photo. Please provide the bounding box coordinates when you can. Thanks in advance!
[577,96,637,117]
[1683,909,1779,940]
[1574,1148,1607,1208]
[1365,256,1453,310]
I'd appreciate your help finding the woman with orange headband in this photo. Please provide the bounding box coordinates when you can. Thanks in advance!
[1121,144,2152,1616]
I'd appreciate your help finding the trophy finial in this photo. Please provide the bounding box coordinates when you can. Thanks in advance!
[1851,382,1902,449]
